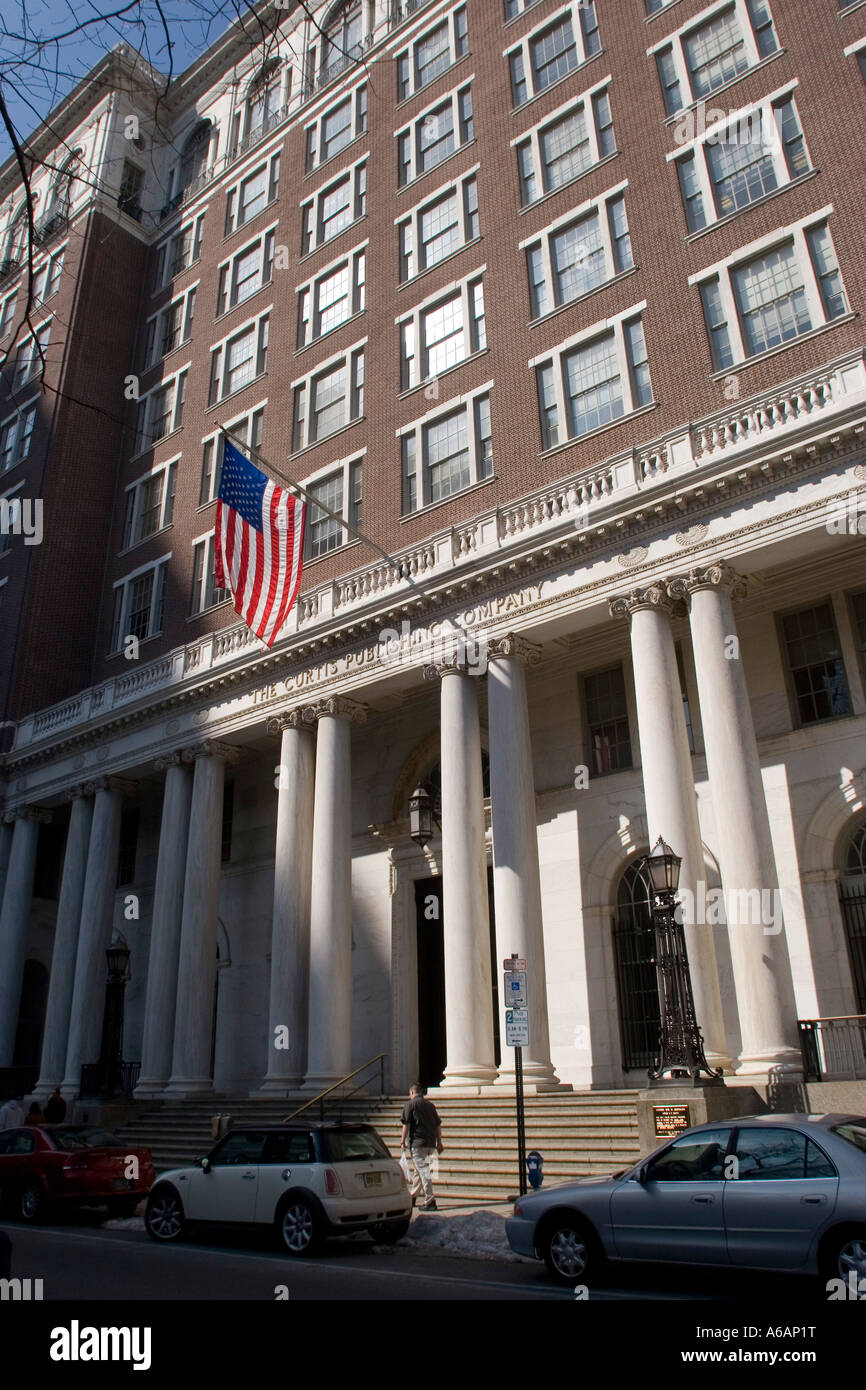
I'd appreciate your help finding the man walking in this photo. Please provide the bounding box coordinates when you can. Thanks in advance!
[401,1083,443,1212]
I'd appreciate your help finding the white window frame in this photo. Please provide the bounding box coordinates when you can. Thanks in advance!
[0,399,37,473]
[0,479,25,558]
[396,166,480,283]
[396,7,469,103]
[301,449,365,560]
[14,321,51,389]
[121,457,178,552]
[0,289,17,340]
[397,268,487,390]
[216,226,277,317]
[647,0,780,117]
[519,180,633,319]
[291,338,366,453]
[395,81,474,189]
[190,530,231,616]
[143,283,198,368]
[199,401,266,506]
[110,556,169,653]
[134,365,189,455]
[668,82,811,232]
[504,4,601,109]
[300,155,367,255]
[29,245,66,306]
[529,302,653,452]
[304,82,367,172]
[296,242,367,348]
[688,207,849,369]
[207,308,271,407]
[224,151,281,237]
[511,75,615,207]
[505,0,547,19]
[398,381,493,514]
[154,213,205,291]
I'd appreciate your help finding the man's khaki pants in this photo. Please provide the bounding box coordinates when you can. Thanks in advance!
[409,1145,436,1202]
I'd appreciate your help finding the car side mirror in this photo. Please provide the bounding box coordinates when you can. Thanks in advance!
[197,1156,211,1173]
[636,1163,649,1185]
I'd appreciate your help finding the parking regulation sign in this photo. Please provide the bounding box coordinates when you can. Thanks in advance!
[504,971,527,1006]
[503,957,527,972]
[505,1007,530,1047]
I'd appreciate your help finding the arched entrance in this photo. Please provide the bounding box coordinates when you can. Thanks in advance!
[839,822,866,1012]
[612,861,660,1072]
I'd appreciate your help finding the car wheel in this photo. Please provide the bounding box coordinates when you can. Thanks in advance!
[370,1218,411,1245]
[278,1197,322,1257]
[822,1228,866,1285]
[541,1215,599,1286]
[19,1181,45,1224]
[107,1197,142,1219]
[145,1186,186,1242]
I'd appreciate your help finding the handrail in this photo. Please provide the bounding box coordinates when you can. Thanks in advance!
[282,1051,387,1123]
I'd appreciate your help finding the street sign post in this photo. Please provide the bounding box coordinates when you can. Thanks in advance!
[503,954,529,1194]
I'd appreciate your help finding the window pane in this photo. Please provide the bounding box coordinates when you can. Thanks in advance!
[584,665,632,773]
[700,278,734,369]
[425,408,470,502]
[563,333,624,437]
[707,124,778,217]
[684,8,750,97]
[320,175,352,242]
[423,294,465,376]
[420,191,460,268]
[781,602,851,723]
[312,363,347,438]
[733,1129,807,1180]
[806,224,848,321]
[732,242,811,356]
[316,263,351,334]
[418,102,456,173]
[531,17,578,94]
[551,212,606,304]
[416,22,451,89]
[540,107,590,192]
[322,97,353,159]
[677,154,707,231]
[309,471,344,556]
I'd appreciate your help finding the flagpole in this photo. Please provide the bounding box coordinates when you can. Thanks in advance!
[217,424,410,575]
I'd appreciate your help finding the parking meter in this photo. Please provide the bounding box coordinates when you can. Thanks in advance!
[527,1150,543,1190]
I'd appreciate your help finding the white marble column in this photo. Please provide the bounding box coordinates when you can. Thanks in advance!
[486,635,559,1089]
[61,778,134,1095]
[259,711,315,1093]
[425,658,497,1089]
[0,807,48,1065]
[610,585,731,1071]
[669,562,801,1073]
[135,756,193,1097]
[34,790,94,1096]
[165,741,239,1097]
[303,697,365,1092]
[0,818,14,911]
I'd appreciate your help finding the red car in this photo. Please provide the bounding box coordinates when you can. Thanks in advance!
[0,1126,155,1222]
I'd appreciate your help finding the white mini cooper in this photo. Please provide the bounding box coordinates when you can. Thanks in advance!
[145,1122,411,1255]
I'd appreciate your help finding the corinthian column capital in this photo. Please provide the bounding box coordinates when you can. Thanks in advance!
[667,561,748,603]
[3,804,52,825]
[609,583,682,622]
[154,752,184,773]
[181,741,242,766]
[301,697,367,725]
[486,633,542,667]
[266,709,311,735]
[82,776,137,797]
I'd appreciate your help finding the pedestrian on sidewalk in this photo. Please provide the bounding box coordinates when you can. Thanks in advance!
[401,1083,443,1212]
[0,1096,24,1130]
[44,1088,67,1124]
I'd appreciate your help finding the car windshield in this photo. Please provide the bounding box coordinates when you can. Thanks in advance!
[830,1119,866,1154]
[49,1128,122,1151]
[319,1128,390,1162]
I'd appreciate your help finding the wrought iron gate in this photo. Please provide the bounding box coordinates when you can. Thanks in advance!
[612,862,660,1072]
[839,879,866,1013]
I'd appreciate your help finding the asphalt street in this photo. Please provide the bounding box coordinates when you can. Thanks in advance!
[0,1213,832,1303]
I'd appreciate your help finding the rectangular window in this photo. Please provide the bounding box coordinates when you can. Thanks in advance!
[696,217,849,369]
[852,591,866,671]
[118,161,144,217]
[780,601,852,724]
[191,532,230,615]
[305,84,367,171]
[292,344,366,451]
[297,246,366,347]
[0,403,36,473]
[396,8,468,102]
[305,456,363,559]
[396,84,473,187]
[14,322,51,388]
[652,0,779,115]
[134,368,188,453]
[122,461,176,549]
[399,275,486,389]
[397,171,479,282]
[533,310,652,449]
[155,214,204,290]
[507,5,600,108]
[225,153,281,235]
[217,230,276,315]
[144,285,197,367]
[515,84,615,206]
[199,407,264,505]
[301,159,366,254]
[110,560,168,652]
[0,291,17,340]
[208,313,270,405]
[400,386,493,514]
[584,665,633,774]
[524,187,633,318]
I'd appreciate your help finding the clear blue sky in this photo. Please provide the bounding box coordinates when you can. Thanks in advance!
[0,0,259,164]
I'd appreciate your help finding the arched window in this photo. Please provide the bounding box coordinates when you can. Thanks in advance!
[839,821,866,1012]
[612,860,661,1072]
[1,202,27,269]
[179,121,212,193]
[246,60,283,143]
[321,2,365,82]
[47,149,82,219]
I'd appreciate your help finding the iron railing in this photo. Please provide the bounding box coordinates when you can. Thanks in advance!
[231,105,289,161]
[799,1016,866,1081]
[159,168,214,223]
[0,258,19,280]
[79,1060,141,1098]
[282,1052,387,1124]
[839,878,866,1012]
[33,209,68,244]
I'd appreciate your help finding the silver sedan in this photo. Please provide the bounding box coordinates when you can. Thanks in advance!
[506,1113,866,1287]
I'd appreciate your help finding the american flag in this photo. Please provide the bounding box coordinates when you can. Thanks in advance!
[214,439,306,648]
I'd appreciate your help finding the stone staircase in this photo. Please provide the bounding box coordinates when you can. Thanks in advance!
[112,1091,642,1203]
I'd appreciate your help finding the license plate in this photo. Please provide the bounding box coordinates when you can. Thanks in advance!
[112,1178,132,1189]
[363,1172,383,1187]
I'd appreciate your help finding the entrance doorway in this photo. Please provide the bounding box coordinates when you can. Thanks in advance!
[415,870,500,1088]
[840,822,866,1012]
[612,861,661,1072]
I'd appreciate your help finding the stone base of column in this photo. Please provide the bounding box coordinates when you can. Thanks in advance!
[254,1075,306,1096]
[735,1050,803,1078]
[494,1060,563,1090]
[133,1077,169,1099]
[162,1075,215,1098]
[706,1050,736,1073]
[32,1079,62,1101]
[486,1078,572,1095]
[439,1063,498,1089]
